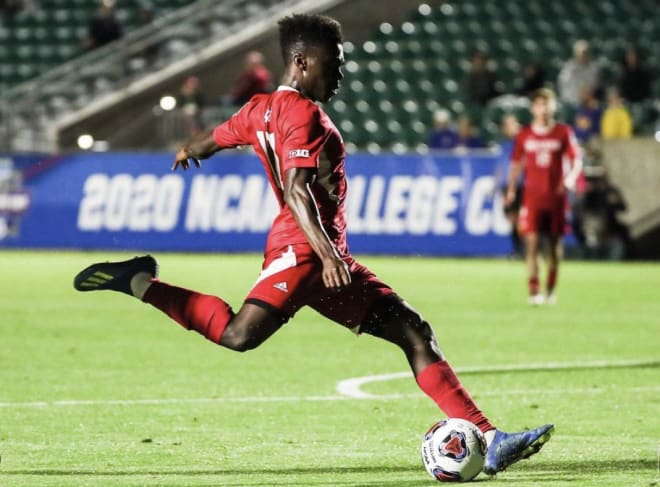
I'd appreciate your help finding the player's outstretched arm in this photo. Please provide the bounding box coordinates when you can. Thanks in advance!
[173,129,222,171]
[283,167,351,289]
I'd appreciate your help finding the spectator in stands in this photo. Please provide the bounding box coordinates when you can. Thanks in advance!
[1,0,37,16]
[516,61,546,97]
[601,88,633,139]
[177,76,206,137]
[455,115,486,150]
[228,51,273,106]
[135,1,158,63]
[427,109,458,150]
[464,50,500,106]
[618,46,652,103]
[84,0,123,50]
[572,166,629,260]
[558,40,600,107]
[572,87,602,143]
[137,0,155,26]
[0,0,23,16]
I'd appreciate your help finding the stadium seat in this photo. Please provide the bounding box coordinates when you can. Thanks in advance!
[1,0,657,150]
[0,0,199,88]
[325,0,658,148]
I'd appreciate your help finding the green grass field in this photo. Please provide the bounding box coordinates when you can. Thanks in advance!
[0,251,658,487]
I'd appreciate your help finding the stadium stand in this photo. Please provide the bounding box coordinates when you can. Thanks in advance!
[0,0,323,151]
[324,0,659,150]
[0,0,194,88]
[0,0,657,152]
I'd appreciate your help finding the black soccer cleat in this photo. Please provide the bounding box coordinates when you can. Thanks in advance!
[73,255,159,296]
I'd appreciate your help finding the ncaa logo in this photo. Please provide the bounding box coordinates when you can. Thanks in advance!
[439,431,469,462]
[0,158,30,241]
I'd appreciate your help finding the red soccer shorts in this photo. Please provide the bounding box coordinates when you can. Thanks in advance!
[245,243,395,331]
[517,200,566,236]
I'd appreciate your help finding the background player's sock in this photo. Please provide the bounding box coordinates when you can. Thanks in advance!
[529,276,540,295]
[142,281,233,343]
[416,360,494,434]
[546,269,557,295]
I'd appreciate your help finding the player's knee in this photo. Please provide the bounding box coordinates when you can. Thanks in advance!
[405,314,435,346]
[219,326,261,353]
[364,298,433,342]
[222,335,259,353]
[228,339,258,353]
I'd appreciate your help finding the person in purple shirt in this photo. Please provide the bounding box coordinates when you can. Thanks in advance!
[572,87,602,143]
[428,109,459,149]
[456,115,486,149]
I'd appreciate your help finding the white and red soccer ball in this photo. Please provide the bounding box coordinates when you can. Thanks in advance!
[420,418,487,482]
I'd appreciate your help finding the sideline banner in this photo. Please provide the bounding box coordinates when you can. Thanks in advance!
[0,151,514,255]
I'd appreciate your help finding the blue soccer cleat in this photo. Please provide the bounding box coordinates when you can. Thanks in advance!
[73,255,158,296]
[483,424,554,475]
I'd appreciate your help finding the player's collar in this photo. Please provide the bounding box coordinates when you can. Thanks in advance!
[277,85,299,93]
[531,122,556,135]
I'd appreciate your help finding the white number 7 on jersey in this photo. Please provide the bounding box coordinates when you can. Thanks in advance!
[256,131,283,190]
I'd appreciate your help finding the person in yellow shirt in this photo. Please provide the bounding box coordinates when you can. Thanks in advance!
[601,88,633,139]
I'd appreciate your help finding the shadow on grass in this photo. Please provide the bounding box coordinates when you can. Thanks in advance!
[2,459,657,485]
[500,458,658,483]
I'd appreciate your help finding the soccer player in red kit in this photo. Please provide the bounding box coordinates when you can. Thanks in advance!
[506,88,582,305]
[75,14,553,475]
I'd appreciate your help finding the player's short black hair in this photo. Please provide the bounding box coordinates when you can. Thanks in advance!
[278,14,343,64]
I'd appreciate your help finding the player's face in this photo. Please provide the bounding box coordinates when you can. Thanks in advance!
[531,97,556,122]
[303,43,344,102]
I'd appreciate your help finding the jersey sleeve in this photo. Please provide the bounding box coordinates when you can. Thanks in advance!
[212,102,252,148]
[279,101,327,172]
[563,125,580,160]
[510,131,525,164]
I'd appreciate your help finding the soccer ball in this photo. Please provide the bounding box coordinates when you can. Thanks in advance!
[420,418,487,482]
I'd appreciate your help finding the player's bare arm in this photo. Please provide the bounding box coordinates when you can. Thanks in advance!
[563,156,583,192]
[283,166,351,289]
[505,160,523,206]
[173,129,222,171]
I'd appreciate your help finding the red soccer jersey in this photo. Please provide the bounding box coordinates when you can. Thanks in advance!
[213,86,349,257]
[511,123,579,207]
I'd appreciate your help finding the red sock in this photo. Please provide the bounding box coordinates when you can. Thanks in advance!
[529,276,539,295]
[547,269,558,294]
[142,280,233,343]
[416,360,494,433]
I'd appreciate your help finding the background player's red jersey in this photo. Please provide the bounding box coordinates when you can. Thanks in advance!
[213,86,349,258]
[511,123,579,208]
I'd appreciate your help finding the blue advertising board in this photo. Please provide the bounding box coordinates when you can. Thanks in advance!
[0,151,515,256]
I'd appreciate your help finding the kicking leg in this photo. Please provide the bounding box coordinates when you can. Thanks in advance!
[360,295,553,475]
[360,296,493,433]
[143,280,285,351]
[74,255,285,351]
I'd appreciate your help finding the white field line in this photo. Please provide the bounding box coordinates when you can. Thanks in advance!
[0,386,659,410]
[336,358,660,399]
[0,359,657,409]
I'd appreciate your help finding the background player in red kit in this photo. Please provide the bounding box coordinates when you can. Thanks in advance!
[506,88,583,305]
[75,14,552,475]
